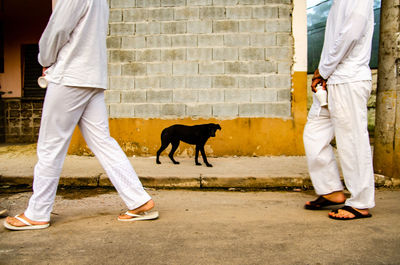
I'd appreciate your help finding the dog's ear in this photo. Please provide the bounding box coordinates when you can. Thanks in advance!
[216,124,221,130]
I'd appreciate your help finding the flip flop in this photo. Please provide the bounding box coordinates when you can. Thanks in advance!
[329,206,372,220]
[304,196,345,210]
[3,215,50,230]
[117,211,159,222]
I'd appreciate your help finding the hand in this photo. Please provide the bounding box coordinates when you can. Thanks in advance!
[311,69,327,92]
[42,67,48,76]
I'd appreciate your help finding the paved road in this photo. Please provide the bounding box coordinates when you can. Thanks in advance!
[1,189,399,265]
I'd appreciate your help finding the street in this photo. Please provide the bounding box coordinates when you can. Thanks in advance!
[1,188,399,265]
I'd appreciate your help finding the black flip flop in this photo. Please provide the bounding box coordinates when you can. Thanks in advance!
[304,196,344,210]
[329,206,372,220]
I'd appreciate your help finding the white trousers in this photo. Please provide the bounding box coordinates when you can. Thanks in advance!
[303,81,375,209]
[25,84,151,222]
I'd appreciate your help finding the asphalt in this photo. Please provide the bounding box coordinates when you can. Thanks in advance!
[0,143,398,189]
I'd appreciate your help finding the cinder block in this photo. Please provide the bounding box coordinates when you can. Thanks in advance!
[265,74,292,89]
[277,88,291,101]
[225,62,250,74]
[121,90,147,103]
[110,10,122,22]
[266,47,292,61]
[134,103,161,118]
[253,6,279,19]
[186,104,212,117]
[136,0,160,7]
[278,61,291,74]
[187,0,212,6]
[264,0,291,3]
[109,50,135,63]
[225,89,251,103]
[198,35,224,47]
[186,76,212,89]
[172,35,198,47]
[212,103,238,117]
[147,62,173,75]
[198,89,224,102]
[135,49,161,62]
[239,20,265,33]
[161,22,187,34]
[146,35,171,48]
[239,0,264,4]
[265,20,291,33]
[109,76,135,90]
[161,49,186,61]
[122,36,146,49]
[175,7,199,20]
[110,0,136,8]
[239,48,264,61]
[147,90,173,103]
[251,88,277,102]
[224,34,249,47]
[250,34,276,47]
[250,61,277,74]
[239,103,265,117]
[238,76,264,88]
[187,21,213,34]
[107,37,121,49]
[173,89,199,102]
[200,7,226,19]
[264,102,291,117]
[134,77,160,89]
[109,103,135,118]
[160,76,186,89]
[135,22,161,35]
[199,62,224,74]
[277,33,292,46]
[213,48,238,61]
[105,90,121,104]
[108,63,121,76]
[122,63,147,76]
[123,9,148,22]
[213,76,237,88]
[148,8,174,21]
[173,62,199,75]
[213,21,238,33]
[109,23,135,35]
[212,0,238,5]
[226,7,252,19]
[279,6,292,18]
[187,48,212,61]
[161,0,186,7]
[160,104,186,117]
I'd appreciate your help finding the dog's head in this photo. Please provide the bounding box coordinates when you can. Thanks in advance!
[208,123,221,137]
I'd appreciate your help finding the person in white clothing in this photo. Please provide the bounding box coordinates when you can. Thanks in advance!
[303,0,375,220]
[4,0,158,230]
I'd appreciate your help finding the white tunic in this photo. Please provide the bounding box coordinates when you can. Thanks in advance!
[318,0,374,84]
[38,0,109,89]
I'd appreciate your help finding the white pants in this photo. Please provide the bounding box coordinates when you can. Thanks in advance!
[25,84,151,222]
[303,81,375,209]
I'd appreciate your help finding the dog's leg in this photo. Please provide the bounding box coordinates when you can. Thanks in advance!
[169,140,180,164]
[195,145,202,166]
[199,146,212,167]
[156,143,169,164]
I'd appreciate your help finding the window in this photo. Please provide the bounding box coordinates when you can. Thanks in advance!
[22,44,45,98]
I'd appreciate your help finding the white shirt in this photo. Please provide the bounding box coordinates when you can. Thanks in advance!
[318,0,374,84]
[38,0,109,89]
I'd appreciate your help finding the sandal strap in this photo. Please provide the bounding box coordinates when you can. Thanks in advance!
[124,211,147,217]
[15,215,32,226]
[340,206,364,217]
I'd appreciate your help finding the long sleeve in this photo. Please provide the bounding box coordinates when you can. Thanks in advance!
[318,1,373,80]
[38,0,89,67]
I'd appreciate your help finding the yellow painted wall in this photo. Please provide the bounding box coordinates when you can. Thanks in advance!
[68,71,307,157]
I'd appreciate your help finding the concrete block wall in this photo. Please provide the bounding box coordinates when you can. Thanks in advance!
[107,0,293,119]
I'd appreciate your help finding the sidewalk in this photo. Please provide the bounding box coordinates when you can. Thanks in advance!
[0,143,396,189]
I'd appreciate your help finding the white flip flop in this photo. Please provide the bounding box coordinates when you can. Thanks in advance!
[118,211,159,222]
[3,215,50,231]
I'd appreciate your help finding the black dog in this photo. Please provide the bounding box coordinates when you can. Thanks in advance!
[156,123,221,167]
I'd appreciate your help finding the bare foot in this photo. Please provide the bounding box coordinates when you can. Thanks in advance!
[118,199,155,220]
[5,214,49,227]
[328,207,370,219]
[305,190,346,206]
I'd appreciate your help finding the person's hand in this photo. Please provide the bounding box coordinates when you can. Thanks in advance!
[42,67,48,76]
[311,69,327,92]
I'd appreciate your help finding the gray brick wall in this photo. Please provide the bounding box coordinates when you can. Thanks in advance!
[108,0,293,118]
